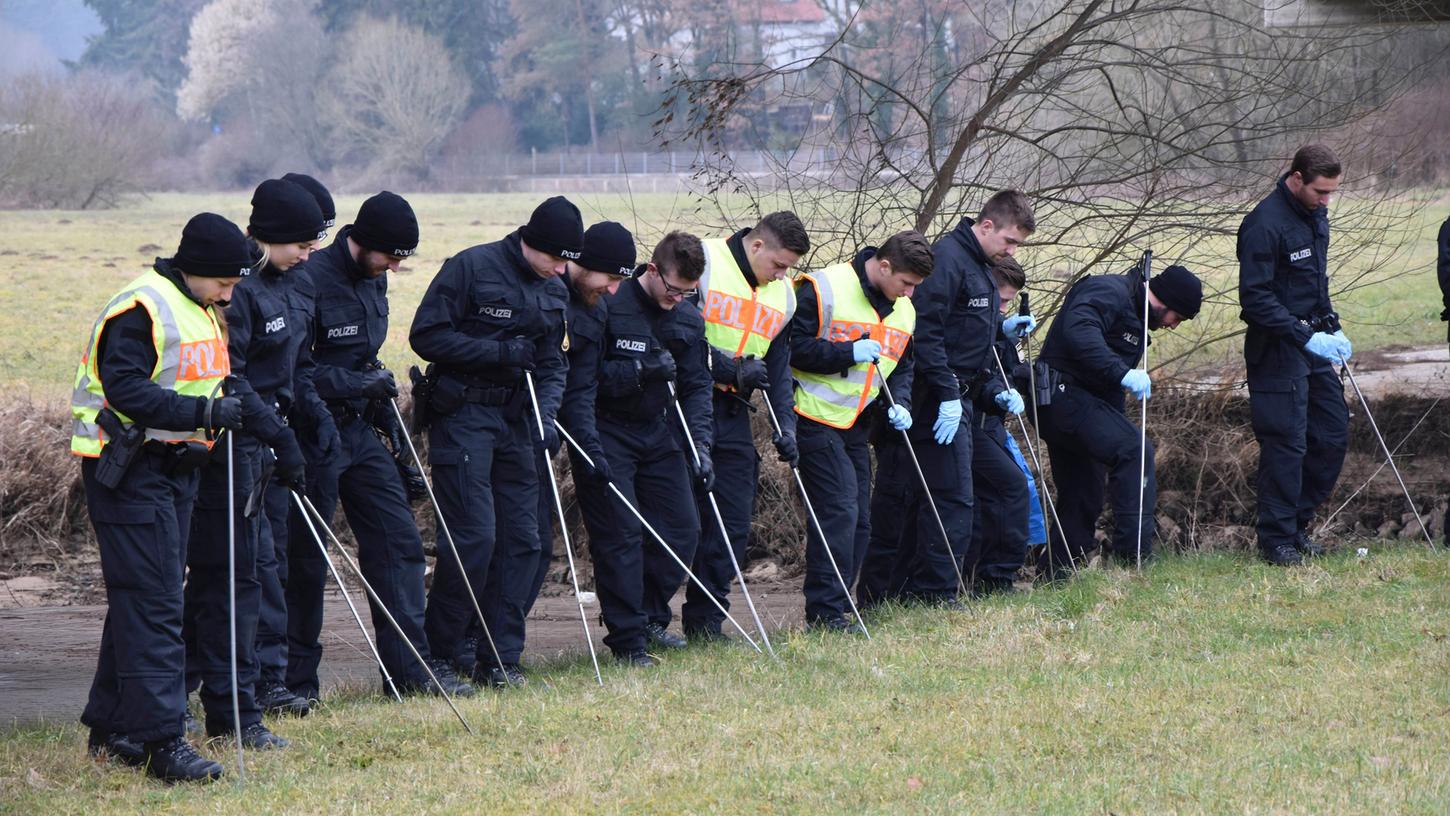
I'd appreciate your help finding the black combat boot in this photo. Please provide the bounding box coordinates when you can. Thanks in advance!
[141,736,224,783]
[645,622,687,650]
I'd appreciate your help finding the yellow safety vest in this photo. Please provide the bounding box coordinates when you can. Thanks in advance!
[698,238,796,386]
[792,262,915,429]
[70,269,230,457]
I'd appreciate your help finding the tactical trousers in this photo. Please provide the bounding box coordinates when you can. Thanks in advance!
[573,416,699,654]
[285,417,431,697]
[969,416,1029,583]
[183,434,263,731]
[1247,350,1349,553]
[80,453,198,743]
[423,401,540,669]
[797,418,873,623]
[255,479,290,686]
[1035,384,1155,572]
[891,409,975,602]
[682,392,757,635]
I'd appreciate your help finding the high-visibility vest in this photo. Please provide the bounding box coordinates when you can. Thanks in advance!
[70,269,230,457]
[698,238,796,381]
[792,262,915,429]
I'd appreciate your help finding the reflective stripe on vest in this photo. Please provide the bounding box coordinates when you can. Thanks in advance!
[698,238,796,369]
[792,262,916,429]
[70,269,230,456]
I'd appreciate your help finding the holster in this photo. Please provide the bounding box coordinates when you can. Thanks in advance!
[1015,360,1060,408]
[93,408,144,490]
[408,365,435,433]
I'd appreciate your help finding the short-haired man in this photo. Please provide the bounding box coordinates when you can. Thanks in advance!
[1238,144,1352,566]
[790,231,929,630]
[680,212,807,643]
[1034,263,1203,578]
[859,191,1036,608]
[288,192,474,699]
[409,197,576,687]
[574,232,713,663]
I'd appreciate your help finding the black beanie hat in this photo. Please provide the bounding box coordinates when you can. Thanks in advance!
[1149,264,1203,319]
[281,172,335,228]
[351,191,419,257]
[249,178,326,245]
[174,213,252,278]
[577,221,637,278]
[519,196,584,261]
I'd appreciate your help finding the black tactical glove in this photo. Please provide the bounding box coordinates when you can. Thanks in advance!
[538,423,560,455]
[772,431,799,465]
[315,413,342,461]
[273,436,308,492]
[691,444,715,493]
[207,396,244,431]
[639,350,677,383]
[360,368,398,400]
[500,338,536,371]
[584,450,613,483]
[397,460,428,503]
[736,355,770,392]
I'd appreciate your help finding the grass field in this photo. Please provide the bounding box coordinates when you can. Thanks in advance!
[2,190,1447,396]
[2,547,1448,814]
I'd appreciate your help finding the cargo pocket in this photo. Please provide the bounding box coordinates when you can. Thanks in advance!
[92,503,166,592]
[427,446,470,510]
[1247,373,1300,440]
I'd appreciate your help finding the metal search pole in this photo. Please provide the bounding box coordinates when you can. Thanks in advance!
[1339,355,1435,548]
[989,345,1071,571]
[225,431,245,782]
[1135,250,1153,571]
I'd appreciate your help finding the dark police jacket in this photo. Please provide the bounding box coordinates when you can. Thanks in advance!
[557,271,608,462]
[975,321,1021,423]
[1237,176,1333,369]
[1040,273,1147,405]
[911,218,999,418]
[224,249,328,448]
[789,246,914,429]
[94,258,220,432]
[408,231,569,425]
[305,226,404,422]
[1437,215,1450,323]
[598,276,713,449]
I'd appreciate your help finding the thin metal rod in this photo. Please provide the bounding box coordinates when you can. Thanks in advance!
[523,372,604,686]
[1315,397,1439,541]
[225,432,245,782]
[1135,250,1153,571]
[873,371,969,597]
[1339,357,1434,548]
[290,490,402,702]
[555,420,764,654]
[988,346,1072,572]
[299,494,476,735]
[664,383,774,656]
[388,400,512,686]
[757,391,872,640]
[1021,317,1057,575]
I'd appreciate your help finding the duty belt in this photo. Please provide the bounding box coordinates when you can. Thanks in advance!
[459,384,515,406]
[598,407,666,427]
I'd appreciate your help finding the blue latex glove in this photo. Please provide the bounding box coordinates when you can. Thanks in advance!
[887,404,912,431]
[852,338,882,364]
[1002,314,1038,340]
[1121,369,1151,400]
[932,399,963,445]
[1304,332,1349,363]
[994,388,1025,415]
[1332,330,1353,362]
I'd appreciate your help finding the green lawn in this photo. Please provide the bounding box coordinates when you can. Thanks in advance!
[3,190,1447,396]
[3,547,1448,813]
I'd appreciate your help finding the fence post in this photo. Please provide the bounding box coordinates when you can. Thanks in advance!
[532,147,537,174]
[642,152,648,174]
[559,152,565,174]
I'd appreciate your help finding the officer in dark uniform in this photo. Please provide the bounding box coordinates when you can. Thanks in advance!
[1238,144,1353,566]
[409,197,574,688]
[859,190,1037,608]
[254,172,339,717]
[1033,263,1202,578]
[967,255,1034,596]
[74,213,249,782]
[573,231,713,663]
[182,179,322,748]
[789,233,928,630]
[1438,212,1450,543]
[287,191,474,699]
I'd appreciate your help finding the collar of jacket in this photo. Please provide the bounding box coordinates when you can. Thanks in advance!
[950,217,990,268]
[152,257,207,309]
[726,228,761,289]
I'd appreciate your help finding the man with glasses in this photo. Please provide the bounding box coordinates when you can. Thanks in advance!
[573,231,714,663]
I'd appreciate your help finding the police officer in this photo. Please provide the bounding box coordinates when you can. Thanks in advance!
[680,212,806,643]
[1238,145,1353,566]
[73,213,248,782]
[1438,212,1450,543]
[967,255,1035,596]
[1034,263,1202,578]
[288,191,473,699]
[254,172,339,717]
[182,179,322,748]
[410,197,574,688]
[574,231,713,662]
[860,191,1037,608]
[790,232,929,630]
